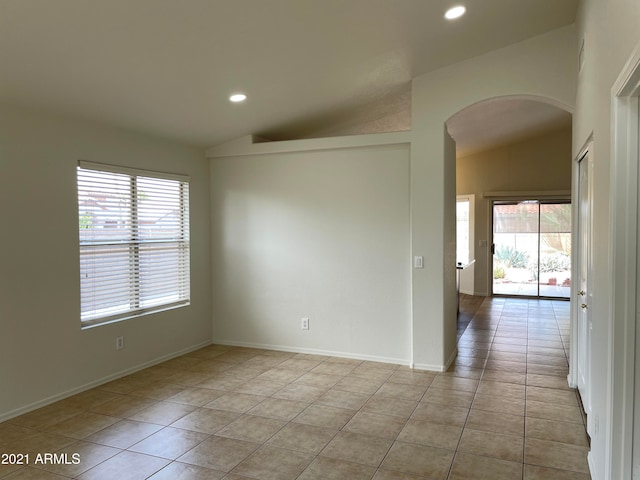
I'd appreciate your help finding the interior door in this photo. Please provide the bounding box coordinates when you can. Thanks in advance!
[576,149,592,419]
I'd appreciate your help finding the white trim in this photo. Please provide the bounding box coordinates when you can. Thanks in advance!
[211,339,410,368]
[78,160,190,182]
[206,131,413,158]
[0,340,211,423]
[482,190,571,199]
[607,40,640,480]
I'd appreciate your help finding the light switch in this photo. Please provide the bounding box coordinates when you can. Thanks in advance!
[414,256,424,269]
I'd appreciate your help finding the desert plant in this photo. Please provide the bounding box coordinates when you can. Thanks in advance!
[493,264,506,279]
[539,252,571,273]
[495,245,529,268]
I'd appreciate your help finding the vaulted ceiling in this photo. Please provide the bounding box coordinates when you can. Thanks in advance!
[0,0,578,148]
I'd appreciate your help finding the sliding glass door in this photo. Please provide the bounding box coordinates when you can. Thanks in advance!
[492,200,571,298]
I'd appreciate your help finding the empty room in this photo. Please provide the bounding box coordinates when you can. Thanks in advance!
[1,1,640,479]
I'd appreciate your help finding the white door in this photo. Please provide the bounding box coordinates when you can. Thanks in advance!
[576,148,593,420]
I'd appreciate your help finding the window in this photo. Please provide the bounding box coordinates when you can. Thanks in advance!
[77,161,190,326]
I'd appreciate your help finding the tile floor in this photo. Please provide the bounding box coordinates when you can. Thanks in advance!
[0,297,591,479]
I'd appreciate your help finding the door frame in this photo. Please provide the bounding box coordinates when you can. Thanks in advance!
[570,145,592,419]
[608,41,640,480]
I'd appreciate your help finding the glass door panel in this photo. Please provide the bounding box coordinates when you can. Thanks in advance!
[539,203,571,298]
[492,200,570,299]
[493,202,540,296]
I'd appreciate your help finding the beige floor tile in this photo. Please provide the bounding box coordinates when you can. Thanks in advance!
[387,371,436,387]
[411,402,469,427]
[524,438,590,473]
[477,380,526,399]
[128,382,186,401]
[526,364,569,377]
[4,431,76,457]
[372,468,434,480]
[247,397,308,421]
[333,376,384,395]
[527,354,568,367]
[147,461,226,480]
[465,409,524,436]
[273,383,328,403]
[195,375,246,391]
[293,404,355,429]
[524,464,591,479]
[232,445,314,480]
[343,411,406,439]
[98,378,151,395]
[485,359,527,374]
[362,396,417,420]
[526,417,589,446]
[76,451,169,480]
[127,401,196,425]
[216,414,286,443]
[294,372,343,388]
[266,422,337,454]
[458,429,523,463]
[164,371,212,387]
[298,457,376,480]
[449,452,523,480]
[380,441,454,478]
[430,376,478,393]
[471,393,525,417]
[256,368,304,384]
[481,369,526,385]
[397,418,462,450]
[422,387,474,408]
[170,408,240,434]
[84,420,163,449]
[231,379,284,396]
[310,362,357,376]
[526,374,571,390]
[177,435,259,472]
[166,387,225,406]
[44,412,120,439]
[316,388,371,410]
[374,382,427,401]
[349,365,395,382]
[204,393,266,413]
[10,404,83,430]
[525,400,584,424]
[89,395,157,418]
[128,426,209,459]
[526,386,578,406]
[55,389,121,411]
[444,365,485,379]
[279,358,323,372]
[320,431,393,467]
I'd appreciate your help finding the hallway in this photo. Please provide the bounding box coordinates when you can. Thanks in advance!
[452,296,590,478]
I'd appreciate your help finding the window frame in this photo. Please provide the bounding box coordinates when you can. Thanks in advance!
[77,161,191,328]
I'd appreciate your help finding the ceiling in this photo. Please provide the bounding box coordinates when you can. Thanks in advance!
[447,98,573,157]
[0,0,579,148]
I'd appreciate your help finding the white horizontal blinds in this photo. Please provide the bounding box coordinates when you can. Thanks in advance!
[78,164,190,324]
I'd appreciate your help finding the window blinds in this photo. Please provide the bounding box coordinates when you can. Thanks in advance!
[77,162,190,326]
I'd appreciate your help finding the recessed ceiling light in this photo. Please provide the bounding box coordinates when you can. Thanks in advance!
[229,93,247,103]
[445,5,466,20]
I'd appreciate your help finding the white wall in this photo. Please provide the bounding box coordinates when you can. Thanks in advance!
[209,138,411,364]
[410,25,577,369]
[0,104,212,420]
[573,2,640,479]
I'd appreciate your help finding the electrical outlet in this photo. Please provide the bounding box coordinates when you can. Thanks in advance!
[116,336,124,350]
[301,317,309,330]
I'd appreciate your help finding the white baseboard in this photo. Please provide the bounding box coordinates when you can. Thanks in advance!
[212,338,410,367]
[0,340,212,423]
[412,348,458,373]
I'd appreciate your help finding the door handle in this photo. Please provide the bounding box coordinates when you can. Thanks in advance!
[581,303,588,309]
[491,244,495,255]
[578,290,585,296]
